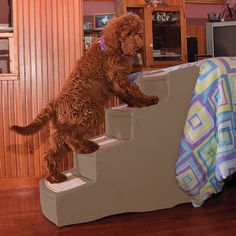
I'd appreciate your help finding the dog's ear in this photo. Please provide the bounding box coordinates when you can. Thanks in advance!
[101,17,120,54]
[102,32,119,54]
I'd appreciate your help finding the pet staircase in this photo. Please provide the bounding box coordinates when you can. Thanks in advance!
[40,64,199,227]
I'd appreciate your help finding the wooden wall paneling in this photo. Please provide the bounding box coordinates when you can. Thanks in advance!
[8,81,17,178]
[41,0,51,177]
[0,0,84,180]
[18,0,26,177]
[41,0,49,109]
[14,0,22,177]
[61,0,70,171]
[52,0,60,95]
[57,0,66,93]
[25,0,33,176]
[0,83,5,178]
[68,0,76,72]
[24,0,35,177]
[34,0,44,176]
[63,0,70,78]
[29,0,40,176]
[57,0,71,169]
[12,0,19,75]
[11,1,29,177]
[19,0,27,174]
[16,0,29,177]
[74,0,84,59]
[0,82,7,178]
[5,81,12,177]
[46,0,54,102]
[6,82,12,177]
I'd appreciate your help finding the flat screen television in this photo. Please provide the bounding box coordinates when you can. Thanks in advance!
[206,21,236,57]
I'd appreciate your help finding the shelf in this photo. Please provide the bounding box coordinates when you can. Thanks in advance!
[153,56,182,61]
[152,22,180,27]
[84,29,101,34]
[0,32,14,38]
[0,73,19,81]
[0,26,13,33]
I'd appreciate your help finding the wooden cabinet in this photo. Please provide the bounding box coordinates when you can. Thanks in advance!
[118,0,187,69]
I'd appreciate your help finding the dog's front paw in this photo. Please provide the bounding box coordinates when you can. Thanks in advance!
[79,140,99,154]
[149,96,159,105]
[145,96,159,106]
[127,95,159,107]
[46,172,67,183]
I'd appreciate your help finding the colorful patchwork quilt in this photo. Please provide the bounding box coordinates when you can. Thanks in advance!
[176,57,236,207]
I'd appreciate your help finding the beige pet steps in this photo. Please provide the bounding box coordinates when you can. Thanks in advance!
[40,64,199,226]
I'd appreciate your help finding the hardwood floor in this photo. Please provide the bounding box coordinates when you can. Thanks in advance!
[0,181,236,236]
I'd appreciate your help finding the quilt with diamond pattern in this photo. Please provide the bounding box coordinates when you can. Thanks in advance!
[176,57,236,207]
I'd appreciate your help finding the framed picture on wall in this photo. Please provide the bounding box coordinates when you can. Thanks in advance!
[93,13,115,30]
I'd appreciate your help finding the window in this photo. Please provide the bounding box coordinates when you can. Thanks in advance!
[0,0,18,80]
[0,37,10,73]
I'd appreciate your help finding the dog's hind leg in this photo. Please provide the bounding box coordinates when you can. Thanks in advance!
[44,150,68,183]
[44,128,70,183]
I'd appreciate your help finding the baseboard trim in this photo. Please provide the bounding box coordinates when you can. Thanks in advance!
[0,176,42,190]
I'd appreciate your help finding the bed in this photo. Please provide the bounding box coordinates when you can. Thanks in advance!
[176,57,236,207]
[39,57,236,226]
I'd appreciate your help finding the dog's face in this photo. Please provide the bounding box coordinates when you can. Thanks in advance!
[119,14,144,56]
[102,14,144,56]
[120,29,144,56]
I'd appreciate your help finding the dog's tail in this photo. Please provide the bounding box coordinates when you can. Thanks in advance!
[10,102,55,135]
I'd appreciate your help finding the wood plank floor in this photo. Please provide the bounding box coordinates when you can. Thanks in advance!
[0,182,236,236]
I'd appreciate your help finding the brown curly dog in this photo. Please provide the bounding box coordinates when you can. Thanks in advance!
[10,13,159,183]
